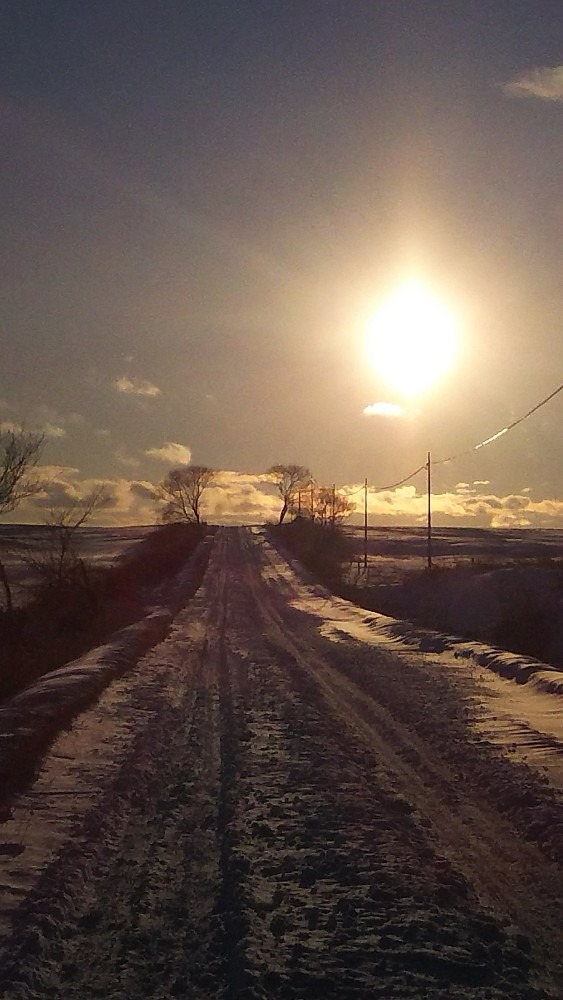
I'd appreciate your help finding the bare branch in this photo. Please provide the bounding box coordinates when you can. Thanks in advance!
[0,427,45,515]
[157,466,215,524]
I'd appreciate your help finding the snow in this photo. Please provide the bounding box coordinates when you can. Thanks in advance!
[260,529,563,767]
[2,526,563,996]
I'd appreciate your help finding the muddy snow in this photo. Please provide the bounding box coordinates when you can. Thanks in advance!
[2,527,563,997]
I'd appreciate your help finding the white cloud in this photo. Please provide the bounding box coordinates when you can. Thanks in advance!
[502,65,563,102]
[145,442,192,465]
[114,375,161,397]
[363,402,404,418]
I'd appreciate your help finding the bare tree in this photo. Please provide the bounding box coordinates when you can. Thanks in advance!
[25,485,112,595]
[306,486,355,526]
[158,466,215,524]
[267,464,312,524]
[0,426,44,515]
[0,426,45,613]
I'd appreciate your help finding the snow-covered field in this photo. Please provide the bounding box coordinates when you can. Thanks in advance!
[0,525,153,607]
[344,523,563,584]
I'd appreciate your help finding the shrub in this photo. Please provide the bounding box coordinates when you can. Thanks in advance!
[269,516,354,585]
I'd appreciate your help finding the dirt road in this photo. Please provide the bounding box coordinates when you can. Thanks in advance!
[2,527,563,998]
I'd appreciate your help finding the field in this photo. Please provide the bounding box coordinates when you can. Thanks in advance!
[341,525,563,667]
[0,525,153,609]
[344,523,563,580]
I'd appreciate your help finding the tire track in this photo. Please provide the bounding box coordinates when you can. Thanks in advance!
[222,527,563,997]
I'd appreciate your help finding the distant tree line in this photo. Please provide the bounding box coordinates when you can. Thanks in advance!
[154,462,355,528]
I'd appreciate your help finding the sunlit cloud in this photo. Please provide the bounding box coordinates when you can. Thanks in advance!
[363,401,404,418]
[20,466,159,524]
[7,467,563,531]
[145,441,192,465]
[207,471,280,523]
[114,375,161,397]
[502,65,563,102]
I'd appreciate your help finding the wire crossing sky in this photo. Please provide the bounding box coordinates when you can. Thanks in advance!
[434,379,563,467]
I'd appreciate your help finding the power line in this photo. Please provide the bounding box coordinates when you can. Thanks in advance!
[340,379,563,505]
[434,379,563,467]
[370,462,427,493]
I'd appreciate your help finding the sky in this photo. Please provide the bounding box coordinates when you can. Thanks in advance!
[3,0,563,528]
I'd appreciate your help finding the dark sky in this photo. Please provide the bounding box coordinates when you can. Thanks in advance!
[3,1,563,525]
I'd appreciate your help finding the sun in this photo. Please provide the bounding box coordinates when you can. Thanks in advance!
[365,280,458,396]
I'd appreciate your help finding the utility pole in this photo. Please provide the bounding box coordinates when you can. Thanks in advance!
[310,484,315,520]
[331,483,336,527]
[364,477,368,571]
[427,451,432,570]
[297,491,301,515]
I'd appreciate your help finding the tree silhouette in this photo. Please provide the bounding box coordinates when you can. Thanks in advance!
[158,466,215,524]
[267,464,312,524]
[0,426,45,614]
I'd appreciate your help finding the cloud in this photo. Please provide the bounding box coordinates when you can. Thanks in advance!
[17,466,160,525]
[363,402,404,418]
[207,471,280,523]
[145,441,192,465]
[113,375,161,397]
[0,404,83,439]
[114,448,141,468]
[42,423,66,438]
[130,481,158,502]
[502,65,563,102]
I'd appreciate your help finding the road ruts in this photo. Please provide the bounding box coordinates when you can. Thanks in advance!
[1,526,562,998]
[213,529,556,999]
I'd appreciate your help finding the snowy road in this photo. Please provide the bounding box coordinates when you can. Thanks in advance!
[2,527,563,998]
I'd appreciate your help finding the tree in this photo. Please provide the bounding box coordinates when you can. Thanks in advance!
[0,426,44,614]
[306,486,355,526]
[27,485,111,592]
[158,466,215,524]
[0,426,44,515]
[267,464,312,524]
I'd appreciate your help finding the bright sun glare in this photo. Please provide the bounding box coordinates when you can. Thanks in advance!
[365,280,458,397]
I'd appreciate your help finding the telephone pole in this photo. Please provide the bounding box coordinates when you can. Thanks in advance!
[363,477,368,571]
[427,451,432,570]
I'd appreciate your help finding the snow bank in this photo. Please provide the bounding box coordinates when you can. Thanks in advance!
[0,533,214,760]
[0,609,172,738]
[318,604,563,695]
[263,531,563,696]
